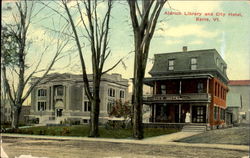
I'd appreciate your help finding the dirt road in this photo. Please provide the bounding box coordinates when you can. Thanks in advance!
[1,136,248,158]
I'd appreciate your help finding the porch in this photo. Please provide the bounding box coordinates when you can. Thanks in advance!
[148,103,209,124]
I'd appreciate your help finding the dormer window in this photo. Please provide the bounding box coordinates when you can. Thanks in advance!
[191,57,197,70]
[168,59,175,70]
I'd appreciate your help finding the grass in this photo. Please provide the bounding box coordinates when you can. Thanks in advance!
[5,125,179,139]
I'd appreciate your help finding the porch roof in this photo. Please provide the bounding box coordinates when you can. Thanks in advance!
[144,73,213,86]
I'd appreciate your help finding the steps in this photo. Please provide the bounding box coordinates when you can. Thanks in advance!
[182,125,207,132]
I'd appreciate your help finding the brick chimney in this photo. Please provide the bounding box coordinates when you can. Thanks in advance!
[183,46,188,52]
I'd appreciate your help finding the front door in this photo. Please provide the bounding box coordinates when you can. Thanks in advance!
[192,106,206,123]
[56,109,63,117]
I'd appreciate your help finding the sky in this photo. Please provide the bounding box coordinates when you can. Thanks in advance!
[2,1,250,98]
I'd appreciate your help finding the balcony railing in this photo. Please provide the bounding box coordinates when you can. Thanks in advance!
[143,93,211,103]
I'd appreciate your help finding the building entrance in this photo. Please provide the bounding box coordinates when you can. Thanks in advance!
[192,106,206,123]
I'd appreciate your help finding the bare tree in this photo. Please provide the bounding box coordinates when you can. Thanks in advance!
[127,0,167,139]
[1,1,68,128]
[61,0,121,137]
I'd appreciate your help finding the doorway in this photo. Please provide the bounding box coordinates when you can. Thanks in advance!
[192,106,206,123]
[56,109,63,117]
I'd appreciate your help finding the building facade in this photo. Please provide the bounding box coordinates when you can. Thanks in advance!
[143,47,229,129]
[0,99,11,124]
[29,73,129,125]
[227,80,250,124]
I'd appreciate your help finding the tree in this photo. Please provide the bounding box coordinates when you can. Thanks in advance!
[108,100,132,129]
[127,0,167,139]
[1,1,68,128]
[61,0,121,137]
[109,100,132,119]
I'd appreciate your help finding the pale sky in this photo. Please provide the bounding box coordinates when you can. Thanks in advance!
[2,1,250,100]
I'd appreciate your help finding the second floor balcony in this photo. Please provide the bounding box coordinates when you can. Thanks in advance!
[143,93,211,104]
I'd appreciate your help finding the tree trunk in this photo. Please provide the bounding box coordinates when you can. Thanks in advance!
[89,77,101,137]
[132,52,145,139]
[11,105,21,129]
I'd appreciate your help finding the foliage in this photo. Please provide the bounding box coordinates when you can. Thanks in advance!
[109,100,132,119]
[1,27,19,67]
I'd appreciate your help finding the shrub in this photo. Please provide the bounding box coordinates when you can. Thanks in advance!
[61,127,70,136]
[39,129,47,135]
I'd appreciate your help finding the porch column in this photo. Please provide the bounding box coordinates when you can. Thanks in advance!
[207,78,209,93]
[151,104,154,122]
[154,104,156,122]
[206,104,209,123]
[51,86,54,111]
[179,104,181,123]
[63,85,66,109]
[154,81,157,94]
[179,81,182,94]
[190,105,192,123]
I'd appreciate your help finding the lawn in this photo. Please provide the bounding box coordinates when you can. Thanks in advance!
[5,125,179,139]
[176,126,250,145]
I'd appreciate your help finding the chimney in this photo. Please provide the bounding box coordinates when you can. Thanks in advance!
[183,46,188,52]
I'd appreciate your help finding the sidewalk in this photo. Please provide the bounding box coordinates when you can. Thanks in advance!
[1,132,249,152]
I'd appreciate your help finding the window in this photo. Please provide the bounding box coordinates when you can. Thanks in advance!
[38,101,46,111]
[107,102,115,113]
[214,106,218,120]
[168,59,175,70]
[120,90,125,98]
[108,88,115,97]
[216,58,219,67]
[38,89,47,96]
[83,101,91,112]
[56,109,63,117]
[217,84,220,97]
[221,87,223,99]
[220,109,225,120]
[83,119,89,124]
[223,66,227,74]
[215,83,217,96]
[55,86,63,96]
[220,63,224,70]
[160,85,166,94]
[196,107,204,123]
[197,83,203,93]
[191,57,197,70]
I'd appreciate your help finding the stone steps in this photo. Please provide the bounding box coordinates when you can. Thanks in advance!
[182,125,207,132]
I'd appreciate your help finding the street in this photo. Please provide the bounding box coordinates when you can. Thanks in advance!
[1,136,248,158]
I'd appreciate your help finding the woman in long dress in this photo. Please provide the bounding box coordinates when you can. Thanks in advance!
[185,112,191,123]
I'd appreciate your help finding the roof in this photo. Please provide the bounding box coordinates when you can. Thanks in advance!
[228,80,250,86]
[31,73,129,87]
[144,73,213,86]
[149,48,229,83]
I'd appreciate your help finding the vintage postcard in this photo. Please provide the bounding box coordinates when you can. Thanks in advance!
[1,0,249,158]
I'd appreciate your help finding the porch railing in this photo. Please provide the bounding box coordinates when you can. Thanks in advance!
[143,93,211,103]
